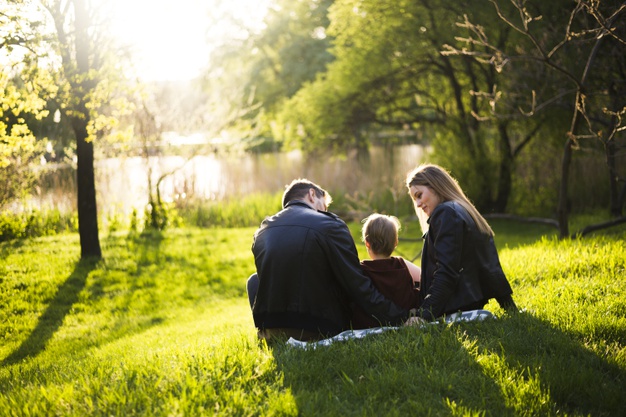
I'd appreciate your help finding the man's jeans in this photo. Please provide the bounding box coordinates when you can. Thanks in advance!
[246,273,259,309]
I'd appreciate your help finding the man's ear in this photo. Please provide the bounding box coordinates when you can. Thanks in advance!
[307,188,316,202]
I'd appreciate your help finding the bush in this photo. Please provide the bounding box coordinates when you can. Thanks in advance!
[0,209,78,242]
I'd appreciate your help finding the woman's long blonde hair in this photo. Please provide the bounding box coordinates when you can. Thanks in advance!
[405,164,494,236]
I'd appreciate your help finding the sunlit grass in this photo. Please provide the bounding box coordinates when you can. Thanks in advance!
[1,221,624,416]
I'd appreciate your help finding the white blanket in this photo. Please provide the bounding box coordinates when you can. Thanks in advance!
[286,309,495,349]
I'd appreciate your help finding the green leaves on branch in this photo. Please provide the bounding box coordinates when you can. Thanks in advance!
[0,70,51,208]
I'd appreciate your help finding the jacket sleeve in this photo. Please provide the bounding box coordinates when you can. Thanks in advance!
[418,206,464,320]
[323,218,409,325]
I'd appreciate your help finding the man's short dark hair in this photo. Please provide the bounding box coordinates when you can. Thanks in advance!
[282,178,331,208]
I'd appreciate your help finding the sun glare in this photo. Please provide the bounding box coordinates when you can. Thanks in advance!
[108,0,269,82]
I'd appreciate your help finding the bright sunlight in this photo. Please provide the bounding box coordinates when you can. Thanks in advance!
[108,0,269,81]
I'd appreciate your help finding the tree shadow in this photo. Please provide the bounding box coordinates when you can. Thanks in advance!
[267,326,516,416]
[265,311,625,415]
[462,311,626,416]
[0,239,26,261]
[2,257,97,366]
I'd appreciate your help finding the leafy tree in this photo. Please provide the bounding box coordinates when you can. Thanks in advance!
[275,0,553,212]
[446,0,626,236]
[39,0,106,258]
[205,0,334,149]
[2,0,130,257]
[0,72,48,209]
[0,0,51,209]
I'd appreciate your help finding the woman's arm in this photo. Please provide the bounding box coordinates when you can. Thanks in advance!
[402,258,421,284]
[418,205,465,320]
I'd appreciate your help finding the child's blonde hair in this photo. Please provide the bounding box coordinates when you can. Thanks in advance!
[362,213,400,257]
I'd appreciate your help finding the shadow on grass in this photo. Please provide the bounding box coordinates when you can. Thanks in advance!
[267,312,625,416]
[268,326,515,416]
[2,257,98,366]
[0,239,26,262]
[466,312,626,416]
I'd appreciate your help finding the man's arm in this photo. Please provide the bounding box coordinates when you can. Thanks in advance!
[323,218,409,325]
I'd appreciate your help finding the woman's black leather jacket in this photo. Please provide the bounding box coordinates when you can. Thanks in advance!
[418,201,515,320]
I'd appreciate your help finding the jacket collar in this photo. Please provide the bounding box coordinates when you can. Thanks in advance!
[284,200,314,210]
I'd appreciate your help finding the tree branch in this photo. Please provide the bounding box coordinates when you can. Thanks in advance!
[573,216,626,238]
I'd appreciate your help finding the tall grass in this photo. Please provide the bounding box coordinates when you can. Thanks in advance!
[1,221,625,416]
[181,193,282,229]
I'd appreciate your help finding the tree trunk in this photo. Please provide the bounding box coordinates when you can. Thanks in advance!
[73,111,102,259]
[557,16,607,238]
[494,122,513,213]
[72,0,101,259]
[557,136,573,238]
[607,139,621,217]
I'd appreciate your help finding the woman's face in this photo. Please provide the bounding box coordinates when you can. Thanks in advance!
[409,185,441,217]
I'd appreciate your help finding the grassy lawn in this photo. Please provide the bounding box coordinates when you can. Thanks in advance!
[1,221,625,416]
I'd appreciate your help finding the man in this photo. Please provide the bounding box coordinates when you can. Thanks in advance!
[247,179,410,341]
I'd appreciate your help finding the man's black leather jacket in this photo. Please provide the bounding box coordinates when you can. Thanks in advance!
[252,201,408,335]
[418,201,515,320]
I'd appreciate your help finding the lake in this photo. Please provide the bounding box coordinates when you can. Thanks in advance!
[28,145,427,217]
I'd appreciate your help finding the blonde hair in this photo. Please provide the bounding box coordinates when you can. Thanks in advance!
[361,213,400,257]
[405,164,494,236]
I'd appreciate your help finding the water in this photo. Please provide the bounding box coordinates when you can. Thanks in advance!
[27,144,426,216]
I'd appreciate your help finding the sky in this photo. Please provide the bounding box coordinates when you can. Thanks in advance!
[108,0,269,81]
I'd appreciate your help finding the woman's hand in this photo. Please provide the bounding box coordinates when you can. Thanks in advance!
[404,309,428,326]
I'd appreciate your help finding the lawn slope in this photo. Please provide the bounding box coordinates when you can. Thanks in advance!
[1,224,624,416]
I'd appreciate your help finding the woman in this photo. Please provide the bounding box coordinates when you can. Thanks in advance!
[406,164,518,320]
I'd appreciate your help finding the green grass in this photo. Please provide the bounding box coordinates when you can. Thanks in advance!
[1,220,625,416]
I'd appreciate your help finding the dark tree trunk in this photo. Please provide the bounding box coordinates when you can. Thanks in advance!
[72,0,101,259]
[494,123,513,213]
[607,129,622,217]
[73,111,101,259]
[557,135,573,239]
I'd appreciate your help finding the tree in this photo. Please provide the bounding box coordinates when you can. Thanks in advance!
[0,0,50,209]
[276,0,545,212]
[0,73,48,209]
[205,0,334,150]
[39,0,102,257]
[35,0,132,258]
[445,0,626,237]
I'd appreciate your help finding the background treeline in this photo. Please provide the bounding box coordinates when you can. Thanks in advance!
[1,1,625,253]
[210,0,626,236]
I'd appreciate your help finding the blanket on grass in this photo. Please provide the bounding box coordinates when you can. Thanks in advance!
[286,309,494,349]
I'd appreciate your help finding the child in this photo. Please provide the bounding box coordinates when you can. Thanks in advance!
[351,213,422,329]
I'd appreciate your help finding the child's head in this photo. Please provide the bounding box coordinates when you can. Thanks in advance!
[361,213,401,257]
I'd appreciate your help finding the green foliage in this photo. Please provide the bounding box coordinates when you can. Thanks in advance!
[216,0,624,218]
[143,201,183,232]
[0,223,624,415]
[0,71,49,209]
[0,209,77,242]
[332,187,416,222]
[182,193,282,229]
[205,0,334,145]
[275,0,536,211]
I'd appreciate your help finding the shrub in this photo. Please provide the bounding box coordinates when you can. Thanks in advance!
[0,209,77,242]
